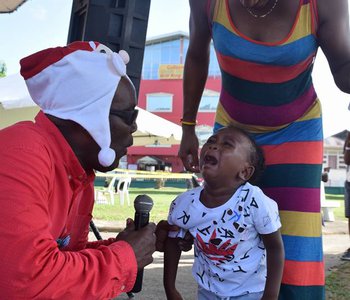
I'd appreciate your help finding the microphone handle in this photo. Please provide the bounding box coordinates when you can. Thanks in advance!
[130,211,150,293]
[134,211,150,230]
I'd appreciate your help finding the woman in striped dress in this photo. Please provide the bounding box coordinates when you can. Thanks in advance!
[179,0,350,299]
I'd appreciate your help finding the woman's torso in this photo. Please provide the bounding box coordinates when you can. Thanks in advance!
[211,0,320,132]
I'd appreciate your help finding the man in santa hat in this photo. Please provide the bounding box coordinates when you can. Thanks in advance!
[0,41,176,299]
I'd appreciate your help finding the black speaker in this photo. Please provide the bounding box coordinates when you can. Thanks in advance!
[67,0,151,96]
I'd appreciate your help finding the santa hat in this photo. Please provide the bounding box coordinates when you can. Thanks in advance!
[20,41,130,167]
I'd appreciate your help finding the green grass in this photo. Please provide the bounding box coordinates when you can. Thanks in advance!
[92,189,348,223]
[92,187,186,223]
[325,194,347,221]
[326,262,350,300]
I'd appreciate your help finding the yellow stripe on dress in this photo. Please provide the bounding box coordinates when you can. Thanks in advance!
[279,210,322,237]
[214,0,239,35]
[295,98,322,122]
[284,4,313,44]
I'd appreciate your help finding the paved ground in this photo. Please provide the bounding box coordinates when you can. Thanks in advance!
[90,219,350,300]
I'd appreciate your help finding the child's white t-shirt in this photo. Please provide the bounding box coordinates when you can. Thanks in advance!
[168,182,281,297]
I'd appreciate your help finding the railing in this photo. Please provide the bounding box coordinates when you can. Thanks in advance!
[95,168,194,180]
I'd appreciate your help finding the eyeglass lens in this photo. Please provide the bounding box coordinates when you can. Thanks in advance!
[110,109,138,126]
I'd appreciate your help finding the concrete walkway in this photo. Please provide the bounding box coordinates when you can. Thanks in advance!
[90,219,350,300]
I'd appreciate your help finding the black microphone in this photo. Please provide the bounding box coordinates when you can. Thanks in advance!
[130,194,154,293]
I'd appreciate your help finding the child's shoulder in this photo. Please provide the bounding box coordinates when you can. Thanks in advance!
[241,182,264,196]
[242,182,278,207]
[168,186,203,219]
[175,186,202,202]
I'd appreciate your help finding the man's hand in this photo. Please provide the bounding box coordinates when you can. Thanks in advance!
[155,220,193,252]
[155,220,178,252]
[178,231,193,252]
[116,219,156,270]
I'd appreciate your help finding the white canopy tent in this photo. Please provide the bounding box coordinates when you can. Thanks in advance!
[0,0,26,13]
[2,65,348,141]
[0,73,182,146]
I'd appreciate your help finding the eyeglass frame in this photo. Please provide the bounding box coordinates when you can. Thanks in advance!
[109,108,139,126]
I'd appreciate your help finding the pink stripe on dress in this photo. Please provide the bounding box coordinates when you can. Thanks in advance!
[220,86,317,126]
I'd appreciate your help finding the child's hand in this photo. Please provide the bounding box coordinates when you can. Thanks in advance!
[166,288,183,300]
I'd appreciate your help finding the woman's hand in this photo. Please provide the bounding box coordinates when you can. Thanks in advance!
[178,127,200,173]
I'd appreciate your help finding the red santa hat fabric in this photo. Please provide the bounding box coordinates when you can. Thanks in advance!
[20,41,130,167]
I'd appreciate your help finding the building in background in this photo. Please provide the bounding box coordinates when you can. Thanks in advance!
[127,32,221,172]
[323,130,348,193]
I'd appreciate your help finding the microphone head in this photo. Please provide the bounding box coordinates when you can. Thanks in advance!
[134,194,154,213]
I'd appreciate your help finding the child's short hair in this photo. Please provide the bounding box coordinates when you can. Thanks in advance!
[226,125,265,184]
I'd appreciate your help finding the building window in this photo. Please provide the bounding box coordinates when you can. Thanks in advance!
[146,93,173,112]
[328,155,338,169]
[142,39,181,80]
[198,90,219,112]
[142,37,221,80]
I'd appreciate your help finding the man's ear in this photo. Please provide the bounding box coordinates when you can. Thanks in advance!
[238,164,255,182]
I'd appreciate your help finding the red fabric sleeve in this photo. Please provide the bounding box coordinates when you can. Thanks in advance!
[0,134,137,298]
[86,237,117,249]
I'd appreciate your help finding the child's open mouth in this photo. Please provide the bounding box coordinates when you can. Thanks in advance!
[203,154,218,165]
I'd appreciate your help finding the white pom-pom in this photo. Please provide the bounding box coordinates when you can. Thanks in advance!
[118,50,130,64]
[98,148,116,167]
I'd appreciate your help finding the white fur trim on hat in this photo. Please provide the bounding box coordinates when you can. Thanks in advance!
[20,41,130,168]
[98,147,116,167]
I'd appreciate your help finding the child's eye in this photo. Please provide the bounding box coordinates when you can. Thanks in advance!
[206,138,215,144]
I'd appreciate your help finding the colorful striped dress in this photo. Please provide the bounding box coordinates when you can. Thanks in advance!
[210,0,324,298]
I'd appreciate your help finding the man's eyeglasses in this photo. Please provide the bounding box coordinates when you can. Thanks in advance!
[110,109,139,126]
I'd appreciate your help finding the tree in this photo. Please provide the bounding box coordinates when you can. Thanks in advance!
[0,61,7,77]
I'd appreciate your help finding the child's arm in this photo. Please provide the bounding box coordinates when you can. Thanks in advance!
[261,230,285,300]
[163,237,183,300]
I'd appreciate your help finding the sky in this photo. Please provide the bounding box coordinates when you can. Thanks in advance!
[0,0,190,74]
[0,0,348,137]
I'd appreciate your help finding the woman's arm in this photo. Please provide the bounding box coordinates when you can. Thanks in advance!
[317,0,350,93]
[163,237,183,300]
[179,0,213,172]
[260,230,285,300]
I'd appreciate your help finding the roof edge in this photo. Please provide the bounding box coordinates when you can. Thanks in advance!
[146,31,189,44]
